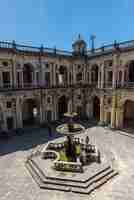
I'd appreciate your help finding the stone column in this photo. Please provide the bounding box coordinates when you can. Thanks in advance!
[98,69,101,88]
[1,101,7,130]
[101,64,104,88]
[89,70,92,85]
[10,71,13,88]
[83,64,86,84]
[73,65,76,84]
[0,72,2,88]
[39,92,43,124]
[112,54,119,88]
[115,108,124,129]
[2,112,7,130]
[112,70,117,88]
[16,98,23,128]
[12,54,17,87]
[122,70,125,87]
[111,94,116,128]
[53,64,56,86]
[86,100,93,118]
[99,96,104,124]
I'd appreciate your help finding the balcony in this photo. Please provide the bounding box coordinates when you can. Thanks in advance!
[117,82,134,89]
[0,82,94,92]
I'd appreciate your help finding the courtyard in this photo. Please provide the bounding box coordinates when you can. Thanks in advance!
[0,125,134,200]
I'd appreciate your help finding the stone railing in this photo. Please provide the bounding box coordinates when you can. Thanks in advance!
[47,142,65,151]
[53,160,83,173]
[41,150,60,160]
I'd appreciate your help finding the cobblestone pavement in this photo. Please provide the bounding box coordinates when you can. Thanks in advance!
[1,126,134,200]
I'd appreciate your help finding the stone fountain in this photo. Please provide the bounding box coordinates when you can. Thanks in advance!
[25,112,118,195]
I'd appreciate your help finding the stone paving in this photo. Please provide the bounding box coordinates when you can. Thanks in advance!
[1,125,134,199]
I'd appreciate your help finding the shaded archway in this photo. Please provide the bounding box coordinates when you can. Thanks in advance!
[124,100,134,128]
[57,65,68,85]
[58,95,68,119]
[0,107,4,130]
[128,61,134,82]
[23,63,33,87]
[22,98,40,126]
[93,96,100,121]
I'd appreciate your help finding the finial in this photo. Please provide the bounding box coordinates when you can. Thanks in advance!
[78,34,81,40]
[54,45,56,54]
[90,34,96,52]
[12,40,16,49]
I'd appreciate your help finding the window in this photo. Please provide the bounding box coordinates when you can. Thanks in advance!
[17,72,21,87]
[7,101,12,108]
[78,65,81,69]
[76,72,82,82]
[2,61,8,67]
[2,71,10,88]
[46,63,49,68]
[107,71,113,82]
[87,72,90,82]
[59,65,65,74]
[45,72,50,86]
[78,95,81,100]
[104,60,113,67]
[107,98,111,105]
[36,72,39,84]
[46,110,51,121]
[47,97,51,103]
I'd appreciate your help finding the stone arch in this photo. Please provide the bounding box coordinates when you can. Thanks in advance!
[125,60,134,82]
[119,96,134,108]
[22,98,40,126]
[56,65,68,85]
[93,96,100,121]
[23,63,34,86]
[123,100,134,128]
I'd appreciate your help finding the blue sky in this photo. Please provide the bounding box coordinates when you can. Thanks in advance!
[0,0,134,50]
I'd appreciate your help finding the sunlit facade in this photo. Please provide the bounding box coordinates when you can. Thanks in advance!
[0,38,134,130]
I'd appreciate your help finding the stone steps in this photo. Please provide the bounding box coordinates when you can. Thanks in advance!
[26,161,70,192]
[28,159,113,188]
[31,158,111,183]
[26,158,118,194]
[72,171,118,194]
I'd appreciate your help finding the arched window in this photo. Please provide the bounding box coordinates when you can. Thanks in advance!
[91,64,98,84]
[119,71,122,83]
[128,61,134,82]
[76,72,82,82]
[23,63,33,87]
[58,66,67,85]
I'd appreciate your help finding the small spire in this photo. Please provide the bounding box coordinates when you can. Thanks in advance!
[78,34,81,40]
[12,40,16,49]
[90,34,96,52]
[40,44,44,54]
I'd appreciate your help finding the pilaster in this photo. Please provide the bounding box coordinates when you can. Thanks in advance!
[111,94,116,128]
[99,96,104,124]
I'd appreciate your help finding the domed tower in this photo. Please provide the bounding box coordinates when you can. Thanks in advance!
[72,34,87,56]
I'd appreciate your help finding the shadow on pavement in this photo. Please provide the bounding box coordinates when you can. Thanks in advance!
[0,120,97,157]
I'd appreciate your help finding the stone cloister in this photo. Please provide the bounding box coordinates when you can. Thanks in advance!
[0,38,134,131]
